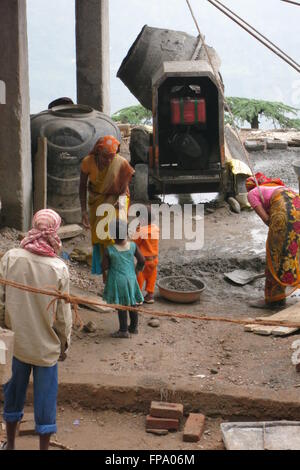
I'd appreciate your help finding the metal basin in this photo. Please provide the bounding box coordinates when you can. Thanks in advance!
[157,276,206,304]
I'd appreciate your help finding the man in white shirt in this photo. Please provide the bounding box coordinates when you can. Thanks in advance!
[0,209,72,451]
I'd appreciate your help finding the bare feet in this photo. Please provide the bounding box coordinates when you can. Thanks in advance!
[249,299,286,309]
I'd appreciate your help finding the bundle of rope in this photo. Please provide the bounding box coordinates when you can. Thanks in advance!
[1,277,300,330]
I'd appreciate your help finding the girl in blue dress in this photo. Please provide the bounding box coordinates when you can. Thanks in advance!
[102,219,145,338]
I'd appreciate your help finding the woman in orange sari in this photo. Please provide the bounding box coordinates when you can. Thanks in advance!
[247,172,300,308]
[79,136,134,275]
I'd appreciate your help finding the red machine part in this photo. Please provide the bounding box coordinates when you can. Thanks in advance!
[170,98,207,125]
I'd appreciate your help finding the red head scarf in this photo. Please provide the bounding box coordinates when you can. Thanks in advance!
[21,209,62,258]
[91,136,120,159]
[246,172,285,192]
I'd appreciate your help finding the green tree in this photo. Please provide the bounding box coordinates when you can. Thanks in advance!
[225,97,300,130]
[112,105,152,126]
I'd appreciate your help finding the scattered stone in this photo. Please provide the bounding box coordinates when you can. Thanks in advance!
[228,197,241,214]
[148,319,160,328]
[146,429,169,436]
[289,139,300,147]
[210,368,219,375]
[69,247,91,263]
[150,402,184,420]
[183,414,206,443]
[296,363,300,373]
[58,224,83,240]
[266,139,288,150]
[83,321,97,334]
[170,317,180,323]
[245,140,266,151]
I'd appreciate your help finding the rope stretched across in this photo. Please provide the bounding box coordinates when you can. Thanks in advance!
[1,277,300,330]
[185,0,266,203]
[207,0,300,73]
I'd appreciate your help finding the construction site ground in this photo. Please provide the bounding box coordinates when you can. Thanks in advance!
[1,147,300,450]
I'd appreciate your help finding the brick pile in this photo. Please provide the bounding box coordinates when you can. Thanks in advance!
[146,401,206,443]
[146,402,183,435]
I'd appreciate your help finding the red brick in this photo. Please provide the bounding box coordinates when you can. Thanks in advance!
[150,402,184,420]
[183,414,205,443]
[146,415,179,431]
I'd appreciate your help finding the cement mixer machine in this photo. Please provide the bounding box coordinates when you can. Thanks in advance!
[150,61,225,196]
[117,26,226,199]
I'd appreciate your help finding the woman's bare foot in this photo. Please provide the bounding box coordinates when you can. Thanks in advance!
[249,299,286,309]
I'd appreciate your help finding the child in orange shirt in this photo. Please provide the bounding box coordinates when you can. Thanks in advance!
[133,207,159,304]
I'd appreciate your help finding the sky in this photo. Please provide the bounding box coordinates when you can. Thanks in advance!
[27,0,300,119]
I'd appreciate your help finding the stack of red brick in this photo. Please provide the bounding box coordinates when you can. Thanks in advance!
[146,401,206,442]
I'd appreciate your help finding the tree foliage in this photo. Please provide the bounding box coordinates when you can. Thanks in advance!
[225,97,300,129]
[112,105,152,126]
[112,100,300,130]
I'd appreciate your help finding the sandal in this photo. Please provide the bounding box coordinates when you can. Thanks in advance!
[111,330,130,339]
[0,441,7,450]
[144,294,155,304]
[128,328,139,335]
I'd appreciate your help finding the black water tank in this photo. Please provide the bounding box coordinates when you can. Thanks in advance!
[31,105,121,223]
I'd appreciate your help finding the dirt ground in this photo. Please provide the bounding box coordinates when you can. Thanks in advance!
[0,407,224,451]
[59,148,300,395]
[1,147,300,450]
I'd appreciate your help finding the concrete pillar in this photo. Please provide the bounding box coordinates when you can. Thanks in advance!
[76,0,110,115]
[0,0,32,231]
